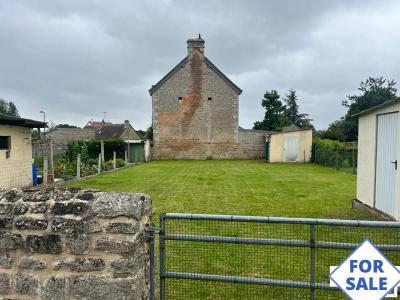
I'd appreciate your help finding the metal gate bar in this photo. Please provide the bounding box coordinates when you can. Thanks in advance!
[159,213,400,299]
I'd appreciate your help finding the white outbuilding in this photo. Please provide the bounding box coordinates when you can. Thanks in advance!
[356,98,400,220]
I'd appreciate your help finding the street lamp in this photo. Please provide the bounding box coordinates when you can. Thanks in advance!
[40,111,46,134]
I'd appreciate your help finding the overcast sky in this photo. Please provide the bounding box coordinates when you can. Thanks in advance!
[1,0,399,130]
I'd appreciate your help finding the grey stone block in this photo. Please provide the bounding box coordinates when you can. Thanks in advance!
[0,204,12,215]
[42,276,70,300]
[76,192,95,201]
[95,238,137,254]
[72,275,144,300]
[0,254,12,269]
[51,218,102,234]
[105,223,139,234]
[0,273,12,295]
[0,233,23,250]
[52,202,90,215]
[53,258,105,272]
[16,273,39,295]
[14,218,48,230]
[110,255,148,274]
[30,203,49,214]
[65,234,90,254]
[12,201,29,215]
[3,188,23,202]
[91,193,151,219]
[0,217,13,229]
[26,234,62,254]
[18,256,46,271]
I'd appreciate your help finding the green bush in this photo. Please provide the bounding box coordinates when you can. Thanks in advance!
[116,158,126,168]
[66,139,125,162]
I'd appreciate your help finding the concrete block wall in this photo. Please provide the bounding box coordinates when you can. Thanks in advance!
[238,129,269,159]
[0,187,152,299]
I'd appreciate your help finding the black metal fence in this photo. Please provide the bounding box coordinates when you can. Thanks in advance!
[312,146,358,174]
[155,213,400,299]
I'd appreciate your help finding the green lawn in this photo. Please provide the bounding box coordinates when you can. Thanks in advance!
[72,160,373,220]
[71,161,395,299]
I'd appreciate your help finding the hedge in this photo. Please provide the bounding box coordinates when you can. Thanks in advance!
[66,139,125,162]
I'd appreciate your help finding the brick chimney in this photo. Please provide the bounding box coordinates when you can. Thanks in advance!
[124,120,130,129]
[187,34,205,58]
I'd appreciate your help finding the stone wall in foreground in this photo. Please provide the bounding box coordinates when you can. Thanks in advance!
[0,187,152,300]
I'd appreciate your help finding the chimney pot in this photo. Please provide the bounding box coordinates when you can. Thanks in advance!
[187,36,205,56]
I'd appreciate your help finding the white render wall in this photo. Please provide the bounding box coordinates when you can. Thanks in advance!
[357,102,400,220]
[0,124,33,189]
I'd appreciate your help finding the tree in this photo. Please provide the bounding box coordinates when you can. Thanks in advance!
[283,89,313,129]
[319,119,346,141]
[0,98,20,117]
[55,124,80,129]
[341,77,397,141]
[253,90,287,131]
[145,126,153,140]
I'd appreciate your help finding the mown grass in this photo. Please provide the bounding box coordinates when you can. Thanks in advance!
[71,160,398,299]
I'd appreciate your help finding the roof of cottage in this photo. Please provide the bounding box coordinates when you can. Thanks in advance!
[149,56,242,95]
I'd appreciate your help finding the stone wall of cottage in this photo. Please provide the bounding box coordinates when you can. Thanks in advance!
[0,187,152,300]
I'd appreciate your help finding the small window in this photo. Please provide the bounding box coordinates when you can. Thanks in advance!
[178,97,183,100]
[208,97,212,101]
[0,136,11,150]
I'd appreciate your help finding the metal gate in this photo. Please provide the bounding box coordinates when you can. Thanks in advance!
[152,213,400,299]
[375,112,398,217]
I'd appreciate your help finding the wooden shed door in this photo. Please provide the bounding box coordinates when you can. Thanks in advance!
[129,143,145,163]
[284,136,299,162]
[375,112,398,217]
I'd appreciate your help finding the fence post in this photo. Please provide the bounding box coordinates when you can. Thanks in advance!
[352,148,356,175]
[113,151,116,169]
[147,227,156,300]
[49,140,54,181]
[101,141,105,164]
[77,154,81,179]
[160,215,166,300]
[309,224,315,300]
[335,148,339,170]
[98,153,101,174]
[43,156,48,186]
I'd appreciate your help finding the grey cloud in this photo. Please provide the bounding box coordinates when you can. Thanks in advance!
[0,0,399,130]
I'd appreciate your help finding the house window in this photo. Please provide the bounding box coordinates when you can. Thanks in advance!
[0,136,11,150]
[208,97,212,101]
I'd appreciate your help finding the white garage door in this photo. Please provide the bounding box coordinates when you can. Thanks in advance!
[284,136,299,162]
[375,112,398,217]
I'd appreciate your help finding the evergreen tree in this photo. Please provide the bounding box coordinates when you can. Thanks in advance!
[0,99,19,117]
[283,89,313,129]
[253,90,287,131]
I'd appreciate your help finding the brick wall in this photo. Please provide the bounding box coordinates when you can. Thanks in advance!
[0,187,152,299]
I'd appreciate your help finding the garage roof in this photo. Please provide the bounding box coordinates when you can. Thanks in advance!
[353,97,400,117]
[0,113,47,128]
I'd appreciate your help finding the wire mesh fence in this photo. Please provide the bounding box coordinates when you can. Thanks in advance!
[158,214,400,300]
[312,145,358,174]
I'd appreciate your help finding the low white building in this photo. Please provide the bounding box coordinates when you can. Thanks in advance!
[356,98,400,220]
[0,114,46,189]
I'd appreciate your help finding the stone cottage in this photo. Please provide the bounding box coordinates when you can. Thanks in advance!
[149,36,270,160]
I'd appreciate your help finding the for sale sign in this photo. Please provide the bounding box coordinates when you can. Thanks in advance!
[329,239,400,299]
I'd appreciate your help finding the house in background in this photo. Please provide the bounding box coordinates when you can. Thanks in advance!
[84,119,112,129]
[355,98,400,220]
[42,120,141,155]
[0,113,46,189]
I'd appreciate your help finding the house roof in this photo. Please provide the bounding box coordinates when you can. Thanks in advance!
[149,56,242,95]
[95,124,125,139]
[0,113,47,128]
[84,120,112,129]
[352,97,400,117]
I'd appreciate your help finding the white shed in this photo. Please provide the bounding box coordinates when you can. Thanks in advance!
[356,98,400,220]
